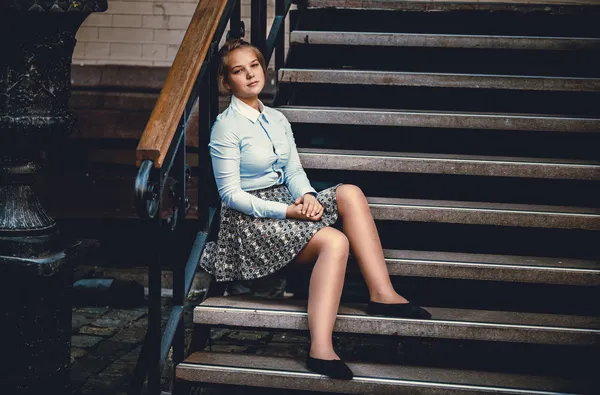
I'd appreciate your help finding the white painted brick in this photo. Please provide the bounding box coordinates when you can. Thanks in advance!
[113,14,143,27]
[97,59,155,66]
[72,0,282,67]
[84,13,113,27]
[142,15,168,28]
[166,44,180,60]
[153,60,174,67]
[73,60,98,66]
[241,3,250,18]
[85,42,111,58]
[154,29,185,45]
[99,27,154,43]
[142,44,168,59]
[111,43,143,58]
[168,16,192,30]
[106,1,154,15]
[153,3,197,16]
[76,27,99,41]
[73,42,86,58]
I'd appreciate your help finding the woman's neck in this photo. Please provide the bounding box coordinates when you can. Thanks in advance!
[236,95,261,112]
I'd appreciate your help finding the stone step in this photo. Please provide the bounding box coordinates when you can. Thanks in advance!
[305,0,600,13]
[297,148,600,180]
[279,68,600,92]
[348,249,600,286]
[290,31,600,51]
[366,197,600,230]
[278,106,600,133]
[177,352,592,394]
[193,296,600,345]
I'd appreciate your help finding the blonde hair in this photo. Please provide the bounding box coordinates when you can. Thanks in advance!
[217,39,267,96]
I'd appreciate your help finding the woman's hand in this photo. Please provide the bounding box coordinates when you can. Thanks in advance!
[286,203,323,221]
[290,193,324,220]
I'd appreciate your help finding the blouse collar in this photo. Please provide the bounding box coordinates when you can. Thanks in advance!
[231,94,269,124]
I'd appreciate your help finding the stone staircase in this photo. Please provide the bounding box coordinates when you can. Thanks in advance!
[175,1,599,393]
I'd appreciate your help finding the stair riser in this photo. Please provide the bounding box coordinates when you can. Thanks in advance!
[292,124,600,161]
[287,45,600,77]
[286,84,600,117]
[194,310,599,345]
[296,7,600,36]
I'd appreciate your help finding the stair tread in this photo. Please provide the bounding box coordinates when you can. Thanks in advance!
[298,148,600,180]
[381,249,600,272]
[290,30,600,50]
[194,296,600,346]
[196,296,600,330]
[306,0,600,10]
[361,249,600,285]
[278,105,600,132]
[366,196,600,216]
[280,105,600,120]
[279,68,600,92]
[299,147,600,166]
[177,351,589,394]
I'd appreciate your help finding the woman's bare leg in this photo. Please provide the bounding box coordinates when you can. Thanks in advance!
[294,227,349,360]
[336,184,408,304]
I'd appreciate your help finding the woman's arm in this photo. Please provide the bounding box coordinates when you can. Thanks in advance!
[210,122,289,219]
[282,119,318,200]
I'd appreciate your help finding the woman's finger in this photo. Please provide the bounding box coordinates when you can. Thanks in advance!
[314,202,323,217]
[304,198,314,216]
[313,209,323,221]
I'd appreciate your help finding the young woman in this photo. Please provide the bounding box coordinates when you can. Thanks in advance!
[199,39,431,380]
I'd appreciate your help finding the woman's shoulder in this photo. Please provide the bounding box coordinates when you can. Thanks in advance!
[210,109,243,143]
[263,105,287,122]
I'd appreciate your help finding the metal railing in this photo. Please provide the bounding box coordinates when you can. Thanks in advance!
[131,1,294,394]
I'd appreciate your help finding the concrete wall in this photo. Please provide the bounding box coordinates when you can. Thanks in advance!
[73,0,292,67]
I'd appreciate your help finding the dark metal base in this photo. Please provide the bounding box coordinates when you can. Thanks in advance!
[0,238,97,395]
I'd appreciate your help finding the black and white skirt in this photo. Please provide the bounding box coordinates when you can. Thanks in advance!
[198,183,343,296]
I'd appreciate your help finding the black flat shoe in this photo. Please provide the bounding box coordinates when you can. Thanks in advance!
[306,355,354,380]
[367,301,432,319]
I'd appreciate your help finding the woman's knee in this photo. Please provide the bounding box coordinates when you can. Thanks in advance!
[294,227,348,264]
[336,184,366,207]
[315,227,349,256]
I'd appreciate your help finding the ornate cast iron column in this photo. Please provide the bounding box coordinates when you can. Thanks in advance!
[0,1,107,394]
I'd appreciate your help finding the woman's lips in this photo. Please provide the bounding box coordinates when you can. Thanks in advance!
[248,81,259,87]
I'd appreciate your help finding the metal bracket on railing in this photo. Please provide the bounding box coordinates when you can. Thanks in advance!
[135,160,160,219]
[226,21,245,41]
[166,164,192,231]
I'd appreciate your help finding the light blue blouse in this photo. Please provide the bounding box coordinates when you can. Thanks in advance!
[208,95,317,219]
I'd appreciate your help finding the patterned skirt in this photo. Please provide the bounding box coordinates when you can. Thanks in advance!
[198,183,343,297]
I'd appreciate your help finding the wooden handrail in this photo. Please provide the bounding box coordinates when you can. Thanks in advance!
[136,0,229,168]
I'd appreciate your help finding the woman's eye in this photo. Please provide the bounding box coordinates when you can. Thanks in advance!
[252,63,259,67]
[233,70,240,74]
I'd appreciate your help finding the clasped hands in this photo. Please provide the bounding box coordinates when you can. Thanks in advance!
[286,193,323,221]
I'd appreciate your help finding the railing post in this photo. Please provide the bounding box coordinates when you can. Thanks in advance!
[275,0,286,70]
[229,0,244,40]
[251,0,268,55]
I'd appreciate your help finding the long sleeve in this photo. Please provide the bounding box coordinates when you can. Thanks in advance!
[209,122,289,219]
[282,119,318,200]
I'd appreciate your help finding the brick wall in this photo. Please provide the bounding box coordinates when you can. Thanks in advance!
[73,0,292,67]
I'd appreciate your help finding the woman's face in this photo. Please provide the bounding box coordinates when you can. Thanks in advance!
[224,47,265,99]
